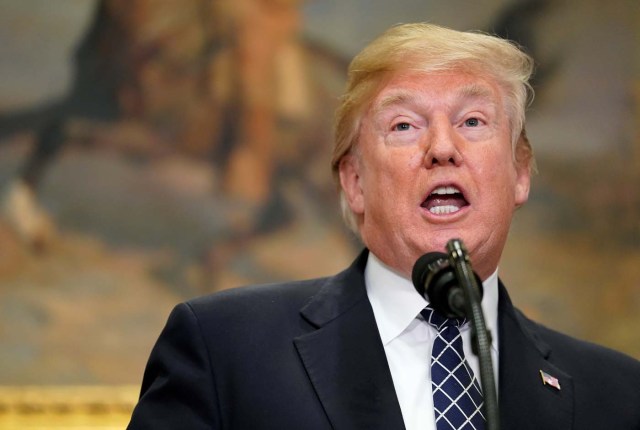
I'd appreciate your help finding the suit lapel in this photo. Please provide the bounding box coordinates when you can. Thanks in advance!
[498,283,574,429]
[294,251,405,430]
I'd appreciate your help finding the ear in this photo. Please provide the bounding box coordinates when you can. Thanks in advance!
[338,154,365,215]
[514,162,531,207]
[514,130,532,207]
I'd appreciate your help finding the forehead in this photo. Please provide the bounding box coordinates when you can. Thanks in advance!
[369,70,503,114]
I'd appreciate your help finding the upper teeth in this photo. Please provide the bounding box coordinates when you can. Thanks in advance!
[431,186,460,195]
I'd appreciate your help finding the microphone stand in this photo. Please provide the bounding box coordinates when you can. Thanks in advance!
[446,239,500,430]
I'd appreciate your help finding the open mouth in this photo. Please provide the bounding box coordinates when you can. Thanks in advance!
[421,185,469,215]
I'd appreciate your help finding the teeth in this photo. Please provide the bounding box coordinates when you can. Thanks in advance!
[430,186,460,195]
[429,205,461,215]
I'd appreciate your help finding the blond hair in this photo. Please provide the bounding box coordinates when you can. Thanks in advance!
[331,23,535,233]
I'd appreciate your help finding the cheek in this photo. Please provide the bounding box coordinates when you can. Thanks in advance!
[361,161,416,222]
[407,150,426,169]
[365,149,420,186]
[474,151,519,204]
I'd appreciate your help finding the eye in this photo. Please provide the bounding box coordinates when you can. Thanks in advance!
[464,117,481,127]
[393,122,412,131]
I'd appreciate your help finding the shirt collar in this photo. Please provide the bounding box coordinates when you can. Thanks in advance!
[365,251,499,349]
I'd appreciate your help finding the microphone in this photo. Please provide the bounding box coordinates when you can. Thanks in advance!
[411,251,483,319]
[412,239,499,430]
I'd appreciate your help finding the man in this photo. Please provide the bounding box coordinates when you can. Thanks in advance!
[128,23,640,429]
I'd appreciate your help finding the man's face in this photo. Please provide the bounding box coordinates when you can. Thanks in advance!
[339,70,531,280]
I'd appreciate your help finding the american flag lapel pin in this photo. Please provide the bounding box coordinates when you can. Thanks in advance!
[539,370,561,390]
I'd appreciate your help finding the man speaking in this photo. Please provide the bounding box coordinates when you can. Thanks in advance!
[128,23,640,429]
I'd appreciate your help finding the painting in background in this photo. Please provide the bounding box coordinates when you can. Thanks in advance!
[0,0,637,394]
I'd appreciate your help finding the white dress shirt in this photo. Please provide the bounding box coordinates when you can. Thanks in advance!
[365,252,499,430]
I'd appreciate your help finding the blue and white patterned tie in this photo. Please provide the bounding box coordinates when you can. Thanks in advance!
[422,305,486,430]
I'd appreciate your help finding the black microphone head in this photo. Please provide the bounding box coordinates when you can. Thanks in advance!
[412,247,485,319]
[411,252,448,298]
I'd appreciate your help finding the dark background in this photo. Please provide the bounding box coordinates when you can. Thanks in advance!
[0,0,638,385]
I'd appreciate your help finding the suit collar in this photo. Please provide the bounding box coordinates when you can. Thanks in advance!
[295,249,406,429]
[298,250,370,328]
[498,282,551,358]
[498,282,574,429]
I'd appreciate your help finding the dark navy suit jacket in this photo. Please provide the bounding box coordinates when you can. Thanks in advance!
[128,251,640,429]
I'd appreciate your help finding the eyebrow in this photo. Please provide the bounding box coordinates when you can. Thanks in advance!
[372,82,498,115]
[457,83,496,105]
[372,91,418,115]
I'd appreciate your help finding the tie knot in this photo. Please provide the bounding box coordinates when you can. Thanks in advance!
[421,305,466,330]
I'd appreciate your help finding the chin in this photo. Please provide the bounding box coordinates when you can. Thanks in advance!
[421,234,463,254]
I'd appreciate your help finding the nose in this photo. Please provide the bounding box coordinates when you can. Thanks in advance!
[423,118,463,168]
